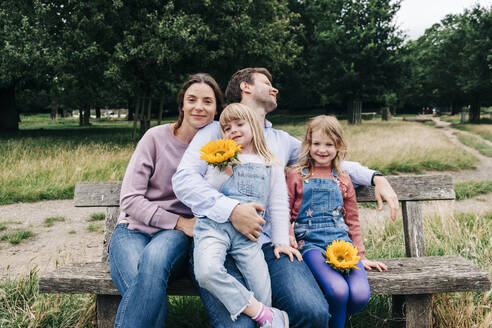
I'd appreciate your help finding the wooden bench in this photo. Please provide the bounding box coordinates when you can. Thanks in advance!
[39,175,491,328]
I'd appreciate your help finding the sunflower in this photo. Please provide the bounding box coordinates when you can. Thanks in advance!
[323,240,360,275]
[200,139,242,169]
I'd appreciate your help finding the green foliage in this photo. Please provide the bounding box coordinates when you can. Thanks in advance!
[454,181,492,200]
[87,223,103,233]
[88,213,105,222]
[0,229,34,244]
[0,269,95,327]
[44,216,66,227]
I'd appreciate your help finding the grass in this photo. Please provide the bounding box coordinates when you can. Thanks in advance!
[455,132,492,157]
[87,223,103,233]
[0,221,22,231]
[0,269,96,327]
[87,213,105,222]
[0,229,35,244]
[454,181,492,200]
[0,115,478,206]
[451,120,492,143]
[44,216,66,227]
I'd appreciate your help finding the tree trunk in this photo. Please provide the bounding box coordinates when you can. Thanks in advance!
[96,107,101,119]
[80,106,90,126]
[382,107,390,121]
[158,94,164,125]
[348,100,362,125]
[127,98,134,121]
[84,108,90,125]
[132,97,141,140]
[469,101,480,122]
[0,84,19,132]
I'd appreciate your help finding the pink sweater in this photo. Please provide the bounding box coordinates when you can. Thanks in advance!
[286,166,366,257]
[118,124,194,234]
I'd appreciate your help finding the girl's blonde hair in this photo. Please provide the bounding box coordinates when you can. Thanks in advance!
[296,115,347,179]
[219,103,278,166]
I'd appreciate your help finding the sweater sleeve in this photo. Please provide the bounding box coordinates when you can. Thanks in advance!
[340,174,366,257]
[286,168,303,222]
[119,130,180,229]
[267,165,290,246]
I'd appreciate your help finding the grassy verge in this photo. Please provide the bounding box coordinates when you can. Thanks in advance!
[454,181,492,200]
[451,121,492,143]
[455,132,492,157]
[0,116,478,206]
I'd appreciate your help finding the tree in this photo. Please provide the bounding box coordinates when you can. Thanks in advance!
[0,0,47,132]
[303,0,403,122]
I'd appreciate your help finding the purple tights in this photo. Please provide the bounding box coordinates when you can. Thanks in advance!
[303,249,370,328]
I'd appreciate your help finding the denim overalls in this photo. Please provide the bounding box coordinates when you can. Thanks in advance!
[294,168,351,255]
[193,162,272,320]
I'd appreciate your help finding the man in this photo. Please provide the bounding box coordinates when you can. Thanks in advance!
[173,68,398,327]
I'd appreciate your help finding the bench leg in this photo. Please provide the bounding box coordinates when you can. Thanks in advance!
[97,294,121,328]
[405,294,432,328]
[391,294,432,328]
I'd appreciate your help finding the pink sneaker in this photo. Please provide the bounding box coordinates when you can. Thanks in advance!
[258,307,289,328]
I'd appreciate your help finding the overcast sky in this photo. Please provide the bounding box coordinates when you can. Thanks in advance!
[395,0,491,40]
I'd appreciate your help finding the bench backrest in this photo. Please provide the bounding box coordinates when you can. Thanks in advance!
[74,174,455,262]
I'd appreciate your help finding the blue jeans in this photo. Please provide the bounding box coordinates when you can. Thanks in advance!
[109,223,191,328]
[193,242,331,328]
[193,217,271,320]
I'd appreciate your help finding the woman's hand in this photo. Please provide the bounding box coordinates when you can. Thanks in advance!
[361,258,388,272]
[274,244,303,262]
[175,216,196,237]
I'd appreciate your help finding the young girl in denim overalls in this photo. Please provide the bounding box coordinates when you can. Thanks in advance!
[193,103,301,328]
[286,115,388,328]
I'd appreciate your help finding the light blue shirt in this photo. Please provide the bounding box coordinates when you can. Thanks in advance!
[172,120,376,244]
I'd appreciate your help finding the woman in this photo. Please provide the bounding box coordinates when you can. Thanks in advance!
[109,73,224,328]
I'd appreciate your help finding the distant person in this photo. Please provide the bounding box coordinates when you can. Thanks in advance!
[286,115,390,328]
[194,103,300,327]
[173,67,399,327]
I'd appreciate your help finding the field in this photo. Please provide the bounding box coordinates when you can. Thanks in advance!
[0,114,491,327]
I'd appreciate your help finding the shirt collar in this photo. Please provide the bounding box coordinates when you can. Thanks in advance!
[264,119,272,128]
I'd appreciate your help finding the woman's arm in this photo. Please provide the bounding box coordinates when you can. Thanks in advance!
[119,129,180,229]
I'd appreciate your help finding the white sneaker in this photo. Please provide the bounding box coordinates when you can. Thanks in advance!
[258,307,289,328]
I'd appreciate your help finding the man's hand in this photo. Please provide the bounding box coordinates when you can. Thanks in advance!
[373,176,399,221]
[230,203,265,241]
[175,216,196,237]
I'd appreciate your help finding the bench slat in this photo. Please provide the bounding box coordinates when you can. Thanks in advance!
[39,256,489,296]
[74,175,455,207]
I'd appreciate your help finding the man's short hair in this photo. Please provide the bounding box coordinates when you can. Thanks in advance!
[225,68,272,104]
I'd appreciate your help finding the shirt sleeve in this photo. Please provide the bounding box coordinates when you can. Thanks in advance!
[172,121,239,223]
[340,160,376,187]
[287,134,301,166]
[119,130,180,229]
[267,165,290,246]
[204,166,231,191]
[286,168,303,222]
[340,174,366,257]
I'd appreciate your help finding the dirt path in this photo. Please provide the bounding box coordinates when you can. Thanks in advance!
[0,200,103,277]
[1,118,491,279]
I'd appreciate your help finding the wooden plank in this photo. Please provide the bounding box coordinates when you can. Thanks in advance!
[355,175,455,202]
[402,201,426,258]
[74,175,455,207]
[74,182,121,207]
[39,256,490,296]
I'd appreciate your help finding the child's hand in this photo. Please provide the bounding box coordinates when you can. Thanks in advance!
[289,235,298,249]
[274,244,303,262]
[361,258,388,272]
[222,164,233,177]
